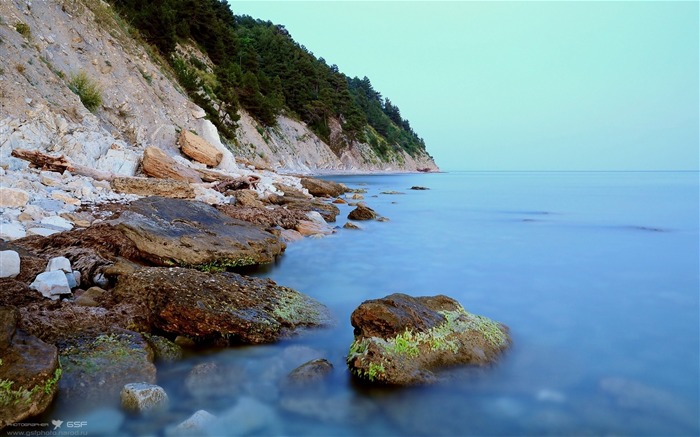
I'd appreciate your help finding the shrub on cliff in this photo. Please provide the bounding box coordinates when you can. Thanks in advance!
[68,71,103,113]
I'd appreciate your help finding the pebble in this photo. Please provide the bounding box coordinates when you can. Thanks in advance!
[0,250,21,278]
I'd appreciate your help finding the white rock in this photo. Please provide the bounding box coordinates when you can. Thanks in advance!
[96,148,140,176]
[0,222,27,241]
[0,250,21,279]
[170,410,216,436]
[200,119,238,173]
[46,256,72,273]
[93,273,108,288]
[193,186,227,205]
[40,215,74,231]
[73,270,81,287]
[22,205,47,220]
[30,271,72,300]
[120,382,169,413]
[0,167,5,176]
[191,107,207,119]
[305,211,327,226]
[0,188,30,207]
[26,227,61,237]
[40,171,62,187]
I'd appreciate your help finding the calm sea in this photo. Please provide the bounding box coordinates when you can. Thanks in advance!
[44,171,700,436]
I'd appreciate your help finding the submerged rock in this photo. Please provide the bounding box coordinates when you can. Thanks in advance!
[0,307,61,430]
[184,362,245,400]
[111,266,332,345]
[57,330,156,403]
[120,382,169,413]
[346,293,511,385]
[113,196,285,268]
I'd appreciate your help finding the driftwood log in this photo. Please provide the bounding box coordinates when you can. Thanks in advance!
[11,148,260,193]
[11,149,116,181]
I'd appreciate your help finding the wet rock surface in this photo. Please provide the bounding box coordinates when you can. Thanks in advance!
[348,204,377,221]
[57,330,156,404]
[112,196,285,268]
[111,266,332,345]
[300,177,348,198]
[347,293,511,385]
[0,307,61,430]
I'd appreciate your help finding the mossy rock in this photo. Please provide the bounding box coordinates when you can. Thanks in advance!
[57,330,156,405]
[0,307,61,430]
[346,293,511,385]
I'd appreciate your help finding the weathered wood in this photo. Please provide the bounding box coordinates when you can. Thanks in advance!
[142,146,202,183]
[10,149,116,181]
[178,130,223,167]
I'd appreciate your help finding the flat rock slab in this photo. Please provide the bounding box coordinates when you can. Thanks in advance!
[111,177,195,198]
[300,178,348,198]
[113,196,285,268]
[112,266,332,345]
[347,293,511,385]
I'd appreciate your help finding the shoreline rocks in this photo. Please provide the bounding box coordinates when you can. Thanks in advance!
[346,293,511,385]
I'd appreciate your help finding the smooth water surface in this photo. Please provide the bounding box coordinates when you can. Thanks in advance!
[43,172,700,436]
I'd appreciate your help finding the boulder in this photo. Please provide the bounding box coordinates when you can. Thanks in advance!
[300,178,348,198]
[287,358,333,385]
[111,177,195,199]
[343,222,361,230]
[142,334,182,362]
[39,216,74,231]
[268,190,340,223]
[57,330,156,403]
[142,146,202,183]
[0,251,21,278]
[0,307,61,430]
[113,196,285,268]
[184,362,245,400]
[346,293,511,385]
[178,130,223,167]
[0,188,30,208]
[217,204,307,231]
[0,223,27,241]
[348,204,377,221]
[111,266,332,345]
[120,382,168,413]
[296,211,335,237]
[29,271,72,300]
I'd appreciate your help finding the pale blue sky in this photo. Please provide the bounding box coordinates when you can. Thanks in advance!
[230,1,699,171]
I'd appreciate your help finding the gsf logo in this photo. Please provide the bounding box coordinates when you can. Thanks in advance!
[66,421,88,428]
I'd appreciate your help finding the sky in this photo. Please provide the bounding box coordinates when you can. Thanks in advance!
[230,1,699,171]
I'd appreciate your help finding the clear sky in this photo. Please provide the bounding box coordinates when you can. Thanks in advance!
[230,1,699,171]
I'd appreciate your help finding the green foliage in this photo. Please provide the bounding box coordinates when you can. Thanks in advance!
[0,368,62,407]
[104,0,427,157]
[68,71,103,112]
[15,22,31,38]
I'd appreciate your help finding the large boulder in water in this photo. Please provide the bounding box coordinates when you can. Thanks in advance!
[111,266,332,345]
[113,196,285,268]
[346,293,511,385]
[300,177,348,198]
[0,307,61,430]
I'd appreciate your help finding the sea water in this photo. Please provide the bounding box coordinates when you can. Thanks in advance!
[39,171,700,436]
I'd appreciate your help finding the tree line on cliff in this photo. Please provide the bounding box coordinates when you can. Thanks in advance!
[107,0,427,158]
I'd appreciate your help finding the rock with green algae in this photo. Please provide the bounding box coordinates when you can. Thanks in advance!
[0,307,61,430]
[346,293,511,385]
[57,329,156,405]
[111,266,333,345]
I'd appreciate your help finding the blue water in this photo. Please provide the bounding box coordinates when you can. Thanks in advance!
[39,171,700,436]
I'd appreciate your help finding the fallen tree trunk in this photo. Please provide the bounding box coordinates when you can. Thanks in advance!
[11,149,117,181]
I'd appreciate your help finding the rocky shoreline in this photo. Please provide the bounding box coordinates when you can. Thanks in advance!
[0,142,507,431]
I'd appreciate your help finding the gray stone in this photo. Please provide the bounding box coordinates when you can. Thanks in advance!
[120,382,169,413]
[29,271,72,300]
[65,271,77,289]
[0,250,21,278]
[46,256,72,273]
[26,227,61,237]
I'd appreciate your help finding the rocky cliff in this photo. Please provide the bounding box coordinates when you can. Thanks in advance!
[0,0,439,175]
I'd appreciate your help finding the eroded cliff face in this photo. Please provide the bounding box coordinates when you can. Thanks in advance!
[0,0,438,174]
